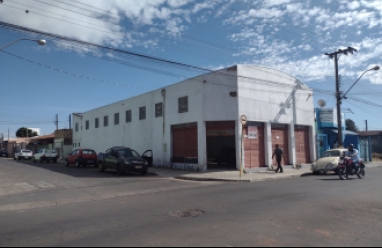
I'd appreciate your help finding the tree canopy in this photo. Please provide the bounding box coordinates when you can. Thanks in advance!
[345,119,359,132]
[16,127,38,138]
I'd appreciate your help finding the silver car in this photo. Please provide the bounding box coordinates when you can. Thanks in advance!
[14,150,34,161]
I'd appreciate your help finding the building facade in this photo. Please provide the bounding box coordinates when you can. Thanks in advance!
[72,65,316,171]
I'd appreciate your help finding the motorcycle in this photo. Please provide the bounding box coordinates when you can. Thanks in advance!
[338,156,366,180]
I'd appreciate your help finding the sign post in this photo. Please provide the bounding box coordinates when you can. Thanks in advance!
[240,115,247,178]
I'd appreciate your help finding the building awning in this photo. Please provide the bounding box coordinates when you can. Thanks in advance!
[332,130,359,136]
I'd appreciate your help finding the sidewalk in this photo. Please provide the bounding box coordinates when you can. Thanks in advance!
[172,162,382,183]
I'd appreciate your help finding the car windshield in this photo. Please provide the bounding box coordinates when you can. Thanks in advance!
[322,150,341,158]
[117,149,141,158]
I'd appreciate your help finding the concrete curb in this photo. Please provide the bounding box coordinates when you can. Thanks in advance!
[174,164,382,183]
[175,170,311,183]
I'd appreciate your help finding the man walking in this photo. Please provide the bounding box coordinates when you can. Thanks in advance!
[272,144,286,173]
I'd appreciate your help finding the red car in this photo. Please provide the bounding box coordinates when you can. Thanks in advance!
[66,149,98,168]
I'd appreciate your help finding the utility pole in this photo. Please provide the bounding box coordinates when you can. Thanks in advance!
[325,47,357,148]
[55,115,59,131]
[365,120,368,132]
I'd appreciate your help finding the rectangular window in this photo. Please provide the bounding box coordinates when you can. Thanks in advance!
[139,106,146,120]
[104,115,109,127]
[179,96,188,113]
[75,123,79,132]
[95,118,99,128]
[86,120,89,130]
[155,103,163,118]
[126,110,132,123]
[114,113,120,125]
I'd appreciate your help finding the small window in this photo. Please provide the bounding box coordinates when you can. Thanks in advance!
[179,96,188,113]
[75,123,79,132]
[115,113,120,125]
[155,103,163,118]
[139,106,146,120]
[104,115,109,127]
[126,110,132,123]
[95,118,99,129]
[86,121,89,130]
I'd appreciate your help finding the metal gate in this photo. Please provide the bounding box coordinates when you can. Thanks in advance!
[271,125,289,165]
[172,123,198,164]
[295,126,311,164]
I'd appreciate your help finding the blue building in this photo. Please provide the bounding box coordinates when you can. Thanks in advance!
[316,108,360,159]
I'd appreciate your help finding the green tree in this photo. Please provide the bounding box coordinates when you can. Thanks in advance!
[16,127,38,138]
[345,119,359,132]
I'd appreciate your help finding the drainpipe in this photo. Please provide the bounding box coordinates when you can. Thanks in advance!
[161,89,166,167]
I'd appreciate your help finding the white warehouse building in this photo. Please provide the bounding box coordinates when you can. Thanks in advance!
[72,65,316,171]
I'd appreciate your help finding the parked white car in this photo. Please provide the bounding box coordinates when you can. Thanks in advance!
[14,150,34,161]
[33,149,59,163]
[311,149,347,174]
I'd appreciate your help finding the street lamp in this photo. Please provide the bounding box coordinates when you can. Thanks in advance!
[0,38,46,51]
[336,65,380,148]
[342,66,380,99]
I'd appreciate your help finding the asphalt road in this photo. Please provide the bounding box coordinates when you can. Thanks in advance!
[0,157,381,247]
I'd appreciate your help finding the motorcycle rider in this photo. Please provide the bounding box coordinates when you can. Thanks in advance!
[345,144,360,173]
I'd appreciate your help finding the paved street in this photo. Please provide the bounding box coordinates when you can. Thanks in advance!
[0,158,381,247]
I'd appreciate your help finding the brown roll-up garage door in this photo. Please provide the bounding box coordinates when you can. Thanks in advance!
[172,123,198,164]
[295,126,311,164]
[243,123,265,168]
[271,125,289,165]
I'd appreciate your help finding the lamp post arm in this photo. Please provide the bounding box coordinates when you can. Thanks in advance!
[0,39,39,51]
[342,69,373,99]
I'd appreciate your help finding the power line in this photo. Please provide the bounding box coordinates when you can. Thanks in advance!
[0,21,337,98]
[1,1,356,80]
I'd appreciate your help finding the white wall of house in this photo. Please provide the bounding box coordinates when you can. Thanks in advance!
[236,65,316,168]
[72,65,315,171]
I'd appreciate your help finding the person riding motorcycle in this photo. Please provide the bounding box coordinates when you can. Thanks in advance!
[345,144,360,173]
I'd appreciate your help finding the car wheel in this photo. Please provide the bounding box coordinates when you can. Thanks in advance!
[33,159,36,163]
[313,171,320,175]
[40,158,44,163]
[75,160,81,168]
[14,157,16,160]
[140,170,148,176]
[53,160,57,164]
[98,162,105,172]
[18,157,21,161]
[65,160,70,167]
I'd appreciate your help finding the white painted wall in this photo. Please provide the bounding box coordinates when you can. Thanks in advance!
[72,70,238,171]
[236,65,316,168]
[72,65,315,171]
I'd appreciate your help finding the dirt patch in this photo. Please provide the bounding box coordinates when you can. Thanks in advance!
[315,230,331,238]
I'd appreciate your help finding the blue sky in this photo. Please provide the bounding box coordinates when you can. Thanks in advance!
[1,0,382,138]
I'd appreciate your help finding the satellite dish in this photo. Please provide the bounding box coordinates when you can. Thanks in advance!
[318,100,326,108]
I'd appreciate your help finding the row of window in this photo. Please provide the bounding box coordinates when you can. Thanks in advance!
[75,97,189,132]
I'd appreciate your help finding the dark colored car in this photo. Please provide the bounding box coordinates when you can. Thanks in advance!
[0,150,8,158]
[66,149,98,167]
[98,147,153,175]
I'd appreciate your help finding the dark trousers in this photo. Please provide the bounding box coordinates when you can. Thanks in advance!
[276,159,283,172]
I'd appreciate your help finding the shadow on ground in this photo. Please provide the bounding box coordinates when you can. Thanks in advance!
[12,159,158,179]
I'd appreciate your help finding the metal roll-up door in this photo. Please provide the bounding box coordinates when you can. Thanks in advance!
[244,123,265,168]
[295,126,311,164]
[271,125,289,165]
[172,123,198,164]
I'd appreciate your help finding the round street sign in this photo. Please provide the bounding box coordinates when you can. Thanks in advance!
[240,115,247,125]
